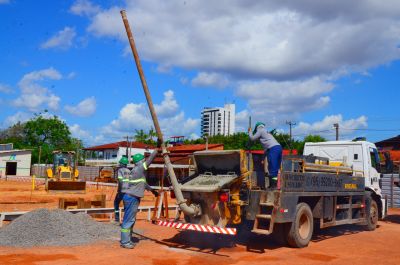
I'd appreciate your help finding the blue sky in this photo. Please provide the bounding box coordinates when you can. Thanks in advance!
[0,0,399,146]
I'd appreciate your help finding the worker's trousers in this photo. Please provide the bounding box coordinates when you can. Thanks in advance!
[265,145,283,186]
[120,194,140,245]
[114,192,124,222]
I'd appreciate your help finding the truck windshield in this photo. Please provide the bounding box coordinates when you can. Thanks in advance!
[370,148,381,173]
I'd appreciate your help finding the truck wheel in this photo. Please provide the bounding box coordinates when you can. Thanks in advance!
[287,203,313,248]
[365,200,378,231]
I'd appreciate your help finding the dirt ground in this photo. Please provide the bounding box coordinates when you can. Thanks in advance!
[1,180,400,265]
[0,179,159,212]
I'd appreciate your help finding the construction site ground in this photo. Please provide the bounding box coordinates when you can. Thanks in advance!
[1,180,400,265]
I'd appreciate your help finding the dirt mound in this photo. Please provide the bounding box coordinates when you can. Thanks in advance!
[0,208,119,247]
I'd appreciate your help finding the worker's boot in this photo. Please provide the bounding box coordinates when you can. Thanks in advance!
[120,242,135,249]
[270,177,277,189]
[114,210,120,223]
[120,229,134,249]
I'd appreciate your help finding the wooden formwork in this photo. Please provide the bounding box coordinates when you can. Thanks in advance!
[58,194,106,210]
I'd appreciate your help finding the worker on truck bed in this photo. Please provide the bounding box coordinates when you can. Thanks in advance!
[249,122,282,188]
[120,148,159,249]
[113,156,129,225]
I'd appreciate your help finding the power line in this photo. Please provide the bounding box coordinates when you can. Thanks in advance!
[292,129,334,137]
[341,128,400,132]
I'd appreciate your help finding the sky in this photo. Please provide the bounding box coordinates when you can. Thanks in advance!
[0,0,399,147]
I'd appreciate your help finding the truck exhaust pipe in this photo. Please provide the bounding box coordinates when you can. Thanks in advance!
[120,10,200,217]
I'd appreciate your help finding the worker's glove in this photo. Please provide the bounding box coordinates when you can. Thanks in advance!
[151,190,159,197]
[157,138,162,148]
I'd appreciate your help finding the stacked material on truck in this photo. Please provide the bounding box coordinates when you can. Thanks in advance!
[381,174,400,208]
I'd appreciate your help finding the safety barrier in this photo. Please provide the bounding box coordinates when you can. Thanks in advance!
[157,220,237,235]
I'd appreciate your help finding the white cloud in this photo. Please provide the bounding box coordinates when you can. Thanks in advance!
[235,77,334,129]
[156,64,173,74]
[13,68,62,111]
[70,0,100,16]
[293,114,368,140]
[0,83,12,94]
[155,90,178,117]
[191,72,230,89]
[2,112,31,128]
[0,0,10,4]
[65,96,96,117]
[100,89,198,140]
[80,1,400,128]
[69,124,91,139]
[67,72,77,79]
[85,1,400,80]
[40,27,77,50]
[235,109,250,132]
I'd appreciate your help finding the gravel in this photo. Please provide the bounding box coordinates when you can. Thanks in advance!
[0,208,120,247]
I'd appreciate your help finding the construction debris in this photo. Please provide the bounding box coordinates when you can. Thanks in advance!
[0,208,119,247]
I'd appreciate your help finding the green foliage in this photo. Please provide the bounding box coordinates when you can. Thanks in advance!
[134,129,148,143]
[297,134,327,154]
[183,131,326,154]
[135,127,158,145]
[0,114,83,164]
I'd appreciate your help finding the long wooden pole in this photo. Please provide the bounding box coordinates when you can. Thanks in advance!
[120,10,199,216]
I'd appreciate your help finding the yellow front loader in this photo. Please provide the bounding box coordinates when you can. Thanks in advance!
[46,151,86,192]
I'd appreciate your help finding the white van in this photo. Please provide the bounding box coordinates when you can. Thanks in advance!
[303,140,387,218]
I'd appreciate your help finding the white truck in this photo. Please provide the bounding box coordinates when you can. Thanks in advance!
[303,140,388,219]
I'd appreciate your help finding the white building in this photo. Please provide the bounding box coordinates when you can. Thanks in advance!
[0,150,32,177]
[83,141,154,166]
[201,104,235,137]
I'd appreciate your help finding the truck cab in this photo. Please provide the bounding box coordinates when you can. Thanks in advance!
[303,140,387,218]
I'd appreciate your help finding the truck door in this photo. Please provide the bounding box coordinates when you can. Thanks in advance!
[368,147,381,193]
[351,145,364,176]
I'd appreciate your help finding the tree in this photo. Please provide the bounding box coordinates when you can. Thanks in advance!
[182,131,326,154]
[24,115,83,163]
[297,134,327,154]
[134,129,148,143]
[0,114,83,164]
[146,127,157,145]
[0,122,26,149]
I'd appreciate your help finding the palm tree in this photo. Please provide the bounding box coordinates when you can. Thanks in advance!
[148,127,157,144]
[134,129,148,143]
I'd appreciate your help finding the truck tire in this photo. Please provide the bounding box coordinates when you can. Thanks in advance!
[287,203,313,248]
[365,199,378,231]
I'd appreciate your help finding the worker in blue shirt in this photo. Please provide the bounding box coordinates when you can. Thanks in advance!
[249,122,282,188]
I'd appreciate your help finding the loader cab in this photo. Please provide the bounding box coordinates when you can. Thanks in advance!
[50,151,78,181]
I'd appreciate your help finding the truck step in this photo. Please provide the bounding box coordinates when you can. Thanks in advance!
[251,228,272,235]
[256,214,272,219]
[259,202,274,207]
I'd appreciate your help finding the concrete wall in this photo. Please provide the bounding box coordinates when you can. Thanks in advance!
[0,150,32,177]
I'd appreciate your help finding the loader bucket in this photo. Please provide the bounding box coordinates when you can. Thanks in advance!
[47,181,86,193]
